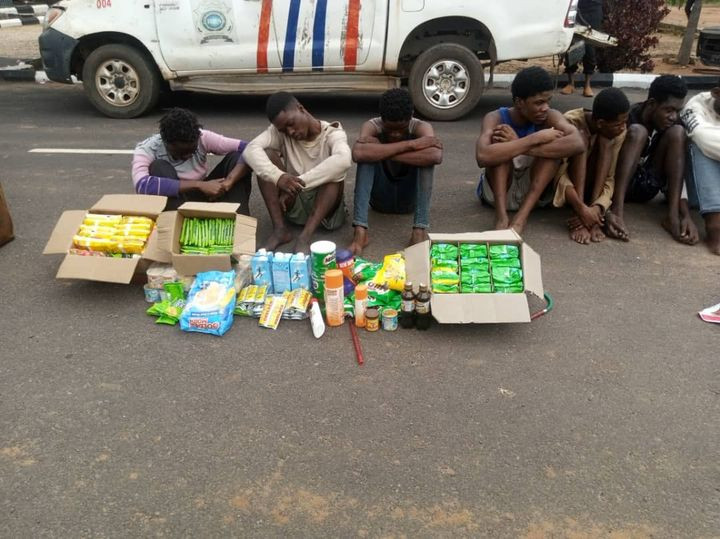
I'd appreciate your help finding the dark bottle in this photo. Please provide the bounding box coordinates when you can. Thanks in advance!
[399,281,416,329]
[415,283,432,330]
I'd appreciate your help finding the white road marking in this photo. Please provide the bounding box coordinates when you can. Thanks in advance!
[29,149,134,155]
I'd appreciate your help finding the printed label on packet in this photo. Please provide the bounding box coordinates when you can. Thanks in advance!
[259,295,288,330]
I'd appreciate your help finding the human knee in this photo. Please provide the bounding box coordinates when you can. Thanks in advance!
[625,124,648,143]
[664,124,686,146]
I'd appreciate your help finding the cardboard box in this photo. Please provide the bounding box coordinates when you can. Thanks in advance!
[155,201,257,276]
[43,194,168,284]
[404,230,544,324]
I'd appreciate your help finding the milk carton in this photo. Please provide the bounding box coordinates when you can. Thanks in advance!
[251,249,274,293]
[271,252,292,293]
[290,252,312,291]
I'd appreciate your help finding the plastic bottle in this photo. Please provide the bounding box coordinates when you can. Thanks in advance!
[399,281,416,329]
[415,282,432,330]
[354,283,368,328]
[324,269,345,326]
[309,298,326,338]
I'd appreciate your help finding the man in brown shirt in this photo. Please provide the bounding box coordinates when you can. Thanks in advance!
[553,88,630,244]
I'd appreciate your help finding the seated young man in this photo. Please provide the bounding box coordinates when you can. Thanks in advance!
[554,87,630,244]
[132,108,251,213]
[605,74,699,245]
[349,88,443,255]
[681,79,720,254]
[475,66,585,234]
[243,92,351,253]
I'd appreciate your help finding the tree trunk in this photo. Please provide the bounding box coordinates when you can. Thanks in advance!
[678,0,703,66]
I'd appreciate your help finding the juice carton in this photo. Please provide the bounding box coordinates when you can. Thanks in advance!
[251,249,274,293]
[271,252,292,294]
[290,252,311,291]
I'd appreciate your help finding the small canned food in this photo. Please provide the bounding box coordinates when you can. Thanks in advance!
[382,308,398,331]
[143,284,161,303]
[365,307,380,332]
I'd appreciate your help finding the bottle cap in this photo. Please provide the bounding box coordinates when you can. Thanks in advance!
[324,269,343,288]
[355,283,368,299]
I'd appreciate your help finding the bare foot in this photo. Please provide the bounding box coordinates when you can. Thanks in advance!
[263,227,293,251]
[661,215,698,246]
[348,226,369,256]
[560,83,575,95]
[292,235,311,255]
[408,227,429,247]
[604,210,629,241]
[509,217,526,236]
[706,223,720,255]
[583,86,594,98]
[590,224,606,242]
[495,212,510,230]
[570,225,591,245]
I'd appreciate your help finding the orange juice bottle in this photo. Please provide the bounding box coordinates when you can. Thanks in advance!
[324,269,345,326]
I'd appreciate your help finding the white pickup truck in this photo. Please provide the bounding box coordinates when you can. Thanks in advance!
[39,0,579,120]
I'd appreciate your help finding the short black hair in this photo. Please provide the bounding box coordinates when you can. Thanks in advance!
[592,88,630,121]
[266,91,299,121]
[511,66,554,100]
[159,108,201,145]
[379,88,414,122]
[648,74,687,104]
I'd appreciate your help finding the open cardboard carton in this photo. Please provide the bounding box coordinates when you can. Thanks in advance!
[43,194,168,284]
[154,201,257,276]
[404,229,544,324]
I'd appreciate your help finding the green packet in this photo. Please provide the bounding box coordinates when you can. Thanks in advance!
[353,257,382,283]
[147,299,185,325]
[461,257,488,267]
[432,283,459,294]
[461,273,491,286]
[431,269,459,286]
[367,287,401,311]
[460,244,487,259]
[489,244,519,259]
[494,284,524,294]
[491,257,522,268]
[461,284,493,294]
[430,243,458,261]
[431,259,458,272]
[491,266,523,285]
[461,260,489,272]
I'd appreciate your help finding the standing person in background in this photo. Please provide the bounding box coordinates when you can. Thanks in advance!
[561,0,604,98]
[681,80,720,254]
[132,108,252,213]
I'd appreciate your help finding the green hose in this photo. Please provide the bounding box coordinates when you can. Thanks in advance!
[530,292,554,321]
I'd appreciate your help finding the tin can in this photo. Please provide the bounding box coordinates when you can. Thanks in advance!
[382,308,398,331]
[365,307,380,332]
[143,284,161,303]
[310,240,337,299]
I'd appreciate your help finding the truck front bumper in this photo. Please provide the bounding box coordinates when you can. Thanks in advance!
[38,27,78,83]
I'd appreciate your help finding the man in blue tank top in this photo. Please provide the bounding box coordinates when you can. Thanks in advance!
[476,66,585,234]
[349,88,443,255]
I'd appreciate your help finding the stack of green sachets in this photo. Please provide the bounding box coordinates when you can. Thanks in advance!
[460,244,492,293]
[430,243,459,294]
[490,244,523,293]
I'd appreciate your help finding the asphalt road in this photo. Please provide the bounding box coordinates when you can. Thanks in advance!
[1,82,718,538]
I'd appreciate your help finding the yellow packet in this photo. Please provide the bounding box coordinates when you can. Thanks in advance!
[289,288,311,312]
[83,213,122,226]
[121,216,154,226]
[371,253,406,292]
[259,295,287,330]
[115,239,146,255]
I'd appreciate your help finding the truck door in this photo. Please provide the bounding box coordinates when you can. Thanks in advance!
[268,0,384,72]
[155,0,262,72]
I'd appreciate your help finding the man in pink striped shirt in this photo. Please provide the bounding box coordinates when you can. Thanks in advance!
[131,108,252,213]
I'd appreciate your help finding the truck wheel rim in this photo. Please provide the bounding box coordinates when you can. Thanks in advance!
[421,59,470,110]
[95,59,141,107]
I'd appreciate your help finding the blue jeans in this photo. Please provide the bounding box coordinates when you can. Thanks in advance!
[686,142,720,215]
[352,162,433,229]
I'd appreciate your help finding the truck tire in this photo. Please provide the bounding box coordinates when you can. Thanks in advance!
[408,43,484,121]
[82,44,161,119]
